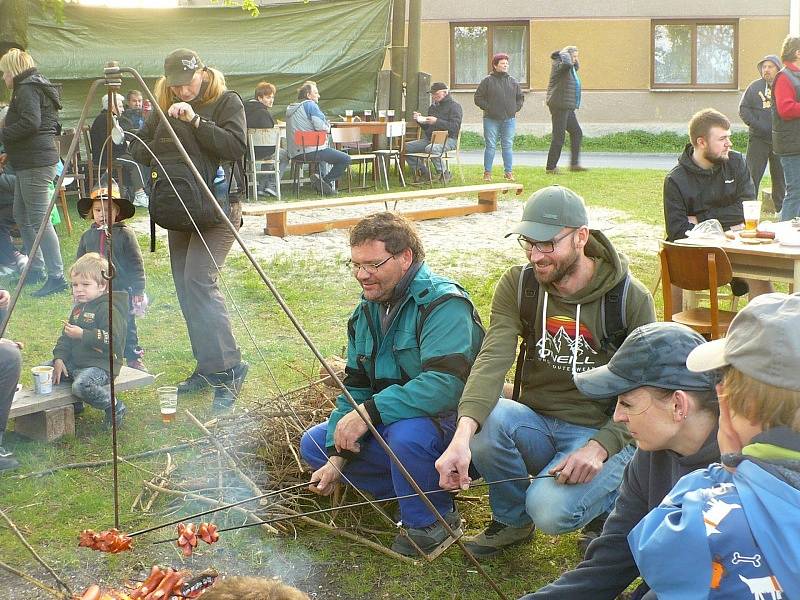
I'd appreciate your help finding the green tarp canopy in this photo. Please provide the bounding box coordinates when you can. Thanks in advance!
[25,0,391,124]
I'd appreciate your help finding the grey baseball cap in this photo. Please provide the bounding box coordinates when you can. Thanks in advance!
[575,322,717,399]
[506,185,589,241]
[687,293,800,391]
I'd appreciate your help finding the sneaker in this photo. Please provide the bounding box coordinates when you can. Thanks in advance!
[441,170,453,184]
[103,400,127,430]
[545,168,560,175]
[390,508,462,557]
[319,178,336,197]
[483,171,492,182]
[126,358,148,372]
[210,361,249,412]
[13,252,28,273]
[132,189,149,208]
[31,275,69,298]
[461,520,535,560]
[0,446,19,472]
[569,165,589,172]
[177,371,211,395]
[0,264,14,277]
[260,187,278,198]
[503,171,515,182]
[577,512,608,556]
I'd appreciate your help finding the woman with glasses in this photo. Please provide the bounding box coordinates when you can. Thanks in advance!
[523,322,720,600]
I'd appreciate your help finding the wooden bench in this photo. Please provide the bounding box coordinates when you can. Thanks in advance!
[10,366,155,441]
[242,182,524,237]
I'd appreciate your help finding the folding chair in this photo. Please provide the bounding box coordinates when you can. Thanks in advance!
[331,126,377,192]
[402,129,449,187]
[290,130,328,197]
[440,129,462,183]
[374,120,407,190]
[247,127,282,201]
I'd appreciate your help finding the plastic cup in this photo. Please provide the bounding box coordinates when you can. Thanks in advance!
[158,386,178,424]
[345,109,353,122]
[32,366,54,395]
[378,110,387,122]
[742,200,761,231]
[387,109,395,121]
[363,109,372,121]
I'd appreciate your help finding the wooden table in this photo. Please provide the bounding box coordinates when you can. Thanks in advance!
[331,120,402,148]
[675,222,800,290]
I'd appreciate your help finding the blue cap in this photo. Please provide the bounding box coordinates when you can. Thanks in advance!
[575,322,718,399]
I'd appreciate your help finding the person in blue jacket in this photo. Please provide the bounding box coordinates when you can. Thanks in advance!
[299,212,484,557]
[630,292,800,600]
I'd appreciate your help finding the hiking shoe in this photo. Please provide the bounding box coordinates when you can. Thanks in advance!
[390,508,462,557]
[177,371,211,395]
[133,189,149,208]
[31,275,69,298]
[210,361,249,412]
[569,165,589,172]
[72,401,85,416]
[103,400,127,430]
[577,512,608,556]
[13,252,28,273]
[504,171,515,181]
[483,171,492,182]
[0,446,19,472]
[545,168,560,175]
[461,520,535,560]
[126,358,148,372]
[441,170,453,184]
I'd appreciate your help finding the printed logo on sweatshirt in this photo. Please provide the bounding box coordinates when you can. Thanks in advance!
[535,315,599,372]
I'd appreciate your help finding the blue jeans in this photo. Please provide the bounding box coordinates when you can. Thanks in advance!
[404,137,457,174]
[300,414,456,528]
[483,117,516,173]
[308,147,352,184]
[470,398,635,534]
[779,154,800,221]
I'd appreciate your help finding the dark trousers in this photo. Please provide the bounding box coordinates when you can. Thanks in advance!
[546,108,583,170]
[167,202,242,374]
[0,204,18,267]
[0,343,22,435]
[746,136,785,212]
[124,291,140,361]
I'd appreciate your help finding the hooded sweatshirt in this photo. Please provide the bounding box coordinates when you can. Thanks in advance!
[524,427,720,599]
[739,55,781,141]
[285,99,330,158]
[663,144,754,241]
[458,231,655,456]
[0,68,62,171]
[52,290,129,376]
[630,427,800,600]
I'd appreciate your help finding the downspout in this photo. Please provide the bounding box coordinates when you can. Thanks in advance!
[405,0,421,119]
[390,0,407,113]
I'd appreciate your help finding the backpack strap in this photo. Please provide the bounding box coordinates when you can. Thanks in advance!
[600,274,630,353]
[512,264,539,402]
[415,283,484,346]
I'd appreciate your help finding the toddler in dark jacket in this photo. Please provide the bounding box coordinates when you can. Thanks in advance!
[76,182,147,371]
[52,252,128,428]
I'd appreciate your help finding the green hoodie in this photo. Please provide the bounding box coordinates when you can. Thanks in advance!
[459,231,655,456]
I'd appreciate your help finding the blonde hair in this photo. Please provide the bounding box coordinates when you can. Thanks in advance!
[69,253,109,287]
[723,367,800,431]
[0,48,36,82]
[154,66,227,112]
[200,577,310,600]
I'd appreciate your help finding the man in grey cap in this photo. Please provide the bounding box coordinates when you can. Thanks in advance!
[520,322,719,599]
[405,82,462,182]
[436,185,655,559]
[739,55,784,212]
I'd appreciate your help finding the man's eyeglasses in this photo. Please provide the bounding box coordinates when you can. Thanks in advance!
[345,254,396,275]
[517,228,578,254]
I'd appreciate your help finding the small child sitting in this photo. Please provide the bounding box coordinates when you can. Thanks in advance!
[52,252,129,428]
[76,181,147,371]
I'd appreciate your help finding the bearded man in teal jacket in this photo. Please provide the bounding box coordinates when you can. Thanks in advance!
[300,212,484,557]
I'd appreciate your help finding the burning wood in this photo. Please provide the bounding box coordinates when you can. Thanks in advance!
[78,529,133,554]
[76,566,218,600]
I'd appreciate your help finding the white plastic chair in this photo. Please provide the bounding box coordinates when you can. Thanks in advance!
[248,127,282,201]
[374,120,407,190]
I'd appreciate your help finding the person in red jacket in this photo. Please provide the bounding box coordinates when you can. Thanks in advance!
[771,35,800,220]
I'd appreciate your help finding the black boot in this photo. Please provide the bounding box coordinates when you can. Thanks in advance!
[210,361,249,413]
[31,275,69,298]
[177,371,211,395]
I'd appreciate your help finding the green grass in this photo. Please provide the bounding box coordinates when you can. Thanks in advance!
[459,129,751,154]
[0,166,679,597]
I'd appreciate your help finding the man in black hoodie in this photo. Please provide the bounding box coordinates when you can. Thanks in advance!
[407,82,462,182]
[739,55,784,212]
[519,322,720,600]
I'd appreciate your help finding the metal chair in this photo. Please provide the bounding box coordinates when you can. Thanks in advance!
[331,126,377,192]
[660,241,738,340]
[290,130,328,197]
[402,129,449,187]
[247,127,282,201]
[374,120,407,190]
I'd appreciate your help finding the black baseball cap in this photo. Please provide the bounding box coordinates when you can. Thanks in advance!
[164,48,204,87]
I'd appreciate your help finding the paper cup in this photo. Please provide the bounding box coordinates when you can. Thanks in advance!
[32,366,54,395]
[158,386,178,424]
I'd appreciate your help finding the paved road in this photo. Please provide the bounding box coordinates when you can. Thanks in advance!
[459,149,677,171]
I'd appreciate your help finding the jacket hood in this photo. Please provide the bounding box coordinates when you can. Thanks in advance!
[539,229,628,304]
[757,54,781,74]
[285,100,310,118]
[677,143,720,175]
[15,68,62,110]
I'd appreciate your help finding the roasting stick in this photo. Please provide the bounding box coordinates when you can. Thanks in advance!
[127,481,309,538]
[150,474,556,545]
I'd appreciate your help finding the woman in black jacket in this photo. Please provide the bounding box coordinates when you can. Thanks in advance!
[0,49,66,297]
[129,48,248,412]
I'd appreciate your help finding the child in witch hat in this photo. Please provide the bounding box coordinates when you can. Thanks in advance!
[77,180,148,372]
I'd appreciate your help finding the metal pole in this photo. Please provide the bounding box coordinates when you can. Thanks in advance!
[405,0,422,120]
[390,0,407,113]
